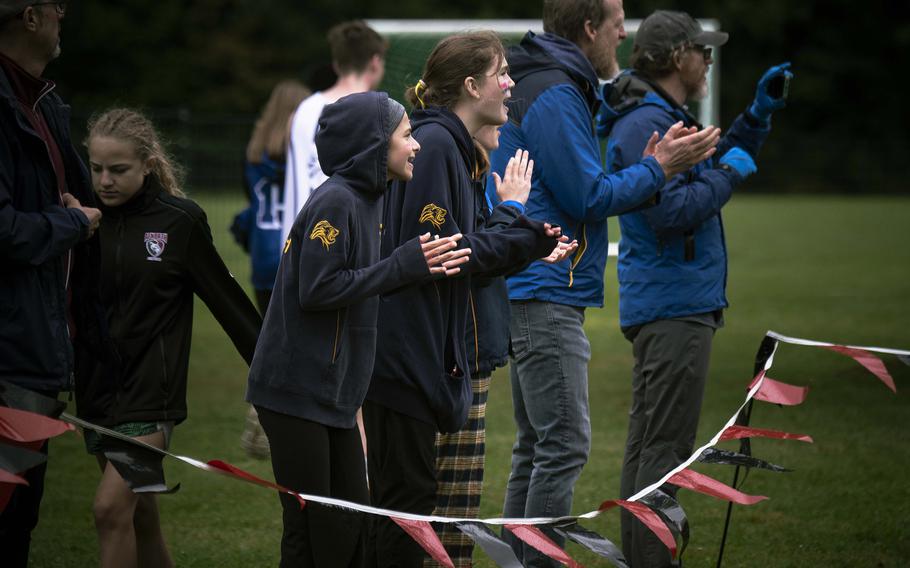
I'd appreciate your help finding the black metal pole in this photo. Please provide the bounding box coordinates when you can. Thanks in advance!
[716,335,777,568]
[715,399,753,568]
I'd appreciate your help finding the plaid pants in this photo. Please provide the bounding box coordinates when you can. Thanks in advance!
[425,374,492,568]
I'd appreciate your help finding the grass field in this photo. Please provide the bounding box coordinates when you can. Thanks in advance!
[29,193,910,567]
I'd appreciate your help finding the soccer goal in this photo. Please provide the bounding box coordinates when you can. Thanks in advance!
[367,19,722,128]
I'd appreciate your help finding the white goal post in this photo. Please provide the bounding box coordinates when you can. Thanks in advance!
[367,19,722,127]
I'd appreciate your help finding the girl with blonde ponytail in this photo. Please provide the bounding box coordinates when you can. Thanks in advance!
[79,108,262,568]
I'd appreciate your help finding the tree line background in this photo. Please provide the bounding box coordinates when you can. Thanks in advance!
[50,0,909,193]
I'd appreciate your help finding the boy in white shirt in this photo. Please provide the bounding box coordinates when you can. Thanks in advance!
[281,20,387,246]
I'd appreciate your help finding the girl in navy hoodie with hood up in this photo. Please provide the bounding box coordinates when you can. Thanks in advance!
[246,91,469,567]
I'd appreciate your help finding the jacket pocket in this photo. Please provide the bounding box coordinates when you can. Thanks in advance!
[431,369,472,434]
[508,301,533,362]
[318,326,375,408]
[330,308,347,363]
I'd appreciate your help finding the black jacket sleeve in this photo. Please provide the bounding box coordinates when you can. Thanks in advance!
[397,142,556,279]
[294,200,429,311]
[185,216,262,365]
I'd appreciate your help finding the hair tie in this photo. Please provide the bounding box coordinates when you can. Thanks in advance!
[415,79,427,109]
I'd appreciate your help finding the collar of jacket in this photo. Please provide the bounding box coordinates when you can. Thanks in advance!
[509,31,602,113]
[99,176,164,217]
[410,106,476,175]
[601,70,702,132]
[0,51,55,110]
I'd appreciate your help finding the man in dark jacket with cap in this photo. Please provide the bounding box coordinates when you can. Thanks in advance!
[599,10,792,566]
[0,1,103,564]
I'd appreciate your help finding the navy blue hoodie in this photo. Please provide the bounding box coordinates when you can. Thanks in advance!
[368,107,557,433]
[246,92,428,429]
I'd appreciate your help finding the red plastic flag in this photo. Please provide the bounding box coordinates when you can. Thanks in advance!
[824,345,897,392]
[749,375,809,406]
[0,470,26,485]
[598,500,678,558]
[391,517,454,568]
[504,524,585,567]
[720,425,813,443]
[206,459,306,509]
[668,469,767,505]
[0,405,73,443]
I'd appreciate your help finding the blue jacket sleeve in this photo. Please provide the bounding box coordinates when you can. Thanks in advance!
[396,137,555,278]
[608,106,741,236]
[294,198,428,311]
[0,134,89,266]
[716,110,772,159]
[523,84,666,223]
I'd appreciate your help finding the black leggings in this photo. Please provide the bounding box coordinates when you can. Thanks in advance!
[256,406,369,568]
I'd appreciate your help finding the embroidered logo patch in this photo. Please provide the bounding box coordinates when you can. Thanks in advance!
[144,232,168,262]
[310,220,340,250]
[419,203,447,230]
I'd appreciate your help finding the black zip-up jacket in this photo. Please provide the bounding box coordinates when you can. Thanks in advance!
[75,179,261,426]
[368,107,557,433]
[0,58,104,394]
[246,92,429,429]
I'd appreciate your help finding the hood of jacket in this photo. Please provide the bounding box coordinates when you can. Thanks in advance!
[410,105,476,174]
[315,91,393,197]
[508,31,602,109]
[599,70,700,136]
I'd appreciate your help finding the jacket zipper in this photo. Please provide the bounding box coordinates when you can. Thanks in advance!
[568,224,588,288]
[331,310,341,363]
[159,336,169,420]
[469,291,479,374]
[115,216,124,320]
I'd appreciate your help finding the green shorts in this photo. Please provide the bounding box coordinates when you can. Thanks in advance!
[84,421,174,455]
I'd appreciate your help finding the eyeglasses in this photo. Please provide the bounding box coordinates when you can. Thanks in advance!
[692,45,712,61]
[30,1,67,16]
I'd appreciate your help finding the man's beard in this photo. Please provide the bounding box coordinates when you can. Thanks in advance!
[594,54,620,81]
[686,76,709,101]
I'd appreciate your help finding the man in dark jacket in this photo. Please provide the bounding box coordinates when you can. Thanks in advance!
[600,10,791,566]
[0,1,103,564]
[489,1,720,565]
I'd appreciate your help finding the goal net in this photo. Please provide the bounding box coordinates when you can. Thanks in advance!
[367,18,721,127]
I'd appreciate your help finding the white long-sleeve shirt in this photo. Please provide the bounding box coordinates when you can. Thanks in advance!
[280,92,329,246]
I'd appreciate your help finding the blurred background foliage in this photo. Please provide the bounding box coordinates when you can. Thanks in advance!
[50,0,910,193]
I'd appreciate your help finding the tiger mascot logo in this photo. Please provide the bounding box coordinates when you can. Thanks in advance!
[309,220,340,250]
[419,203,447,230]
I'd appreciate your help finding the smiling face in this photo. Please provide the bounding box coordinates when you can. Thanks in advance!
[386,114,421,181]
[88,136,150,207]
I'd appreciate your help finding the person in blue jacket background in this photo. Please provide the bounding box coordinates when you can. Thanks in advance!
[599,10,792,566]
[232,79,310,314]
[488,1,720,564]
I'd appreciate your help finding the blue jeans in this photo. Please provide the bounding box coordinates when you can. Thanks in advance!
[503,301,592,567]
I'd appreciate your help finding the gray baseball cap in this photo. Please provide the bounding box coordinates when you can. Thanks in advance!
[0,1,36,19]
[635,11,729,55]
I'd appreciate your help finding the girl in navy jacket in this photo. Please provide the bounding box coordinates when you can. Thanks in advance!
[363,31,564,566]
[246,91,469,567]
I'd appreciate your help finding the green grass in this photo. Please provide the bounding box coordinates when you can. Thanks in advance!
[30,194,910,567]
